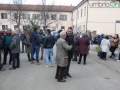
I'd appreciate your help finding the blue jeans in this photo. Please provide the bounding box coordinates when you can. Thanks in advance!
[31,46,39,63]
[44,48,54,66]
[0,63,3,70]
[12,53,20,68]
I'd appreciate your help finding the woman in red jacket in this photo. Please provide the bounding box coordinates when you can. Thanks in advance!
[76,33,90,65]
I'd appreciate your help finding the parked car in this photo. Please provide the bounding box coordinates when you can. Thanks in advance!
[51,31,58,38]
[91,36,99,45]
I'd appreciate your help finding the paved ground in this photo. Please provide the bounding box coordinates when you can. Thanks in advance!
[0,44,120,90]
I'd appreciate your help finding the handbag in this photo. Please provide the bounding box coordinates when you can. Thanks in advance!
[22,38,28,45]
[85,38,90,50]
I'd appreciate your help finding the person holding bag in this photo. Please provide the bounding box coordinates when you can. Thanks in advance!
[100,35,110,60]
[76,33,90,65]
[109,34,119,58]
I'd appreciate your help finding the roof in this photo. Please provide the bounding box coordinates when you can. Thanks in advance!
[72,0,88,12]
[0,4,75,12]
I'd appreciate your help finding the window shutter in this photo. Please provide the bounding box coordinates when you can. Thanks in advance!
[65,15,67,20]
[32,14,34,19]
[38,14,40,19]
[6,25,8,29]
[59,15,61,20]
[28,14,30,19]
[5,13,7,19]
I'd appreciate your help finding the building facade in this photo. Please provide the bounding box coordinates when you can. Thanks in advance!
[0,4,74,31]
[72,0,120,37]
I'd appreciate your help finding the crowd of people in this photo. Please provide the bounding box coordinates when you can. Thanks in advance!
[0,27,90,82]
[97,34,120,61]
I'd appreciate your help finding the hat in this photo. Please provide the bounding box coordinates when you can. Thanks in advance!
[39,29,43,31]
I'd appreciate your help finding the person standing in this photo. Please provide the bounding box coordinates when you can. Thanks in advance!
[26,30,32,61]
[43,29,55,68]
[2,28,12,65]
[76,33,90,65]
[38,29,45,60]
[64,27,75,79]
[30,27,41,65]
[20,29,27,53]
[9,30,20,70]
[55,31,72,82]
[109,34,119,58]
[100,35,110,60]
[72,31,79,61]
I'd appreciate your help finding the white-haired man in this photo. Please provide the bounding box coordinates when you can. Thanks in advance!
[55,31,72,82]
[9,30,20,70]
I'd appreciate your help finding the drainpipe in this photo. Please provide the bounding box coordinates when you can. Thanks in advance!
[86,0,89,34]
[76,8,78,32]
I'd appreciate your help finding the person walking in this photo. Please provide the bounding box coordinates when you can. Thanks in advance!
[72,31,79,61]
[64,27,75,79]
[76,33,90,65]
[2,28,12,65]
[109,34,119,58]
[30,27,41,65]
[26,30,32,61]
[55,31,72,82]
[100,35,110,60]
[43,29,55,68]
[38,29,45,60]
[20,29,27,53]
[9,30,20,70]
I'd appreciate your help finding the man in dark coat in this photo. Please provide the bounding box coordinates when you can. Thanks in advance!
[30,27,41,65]
[2,28,12,65]
[64,27,75,79]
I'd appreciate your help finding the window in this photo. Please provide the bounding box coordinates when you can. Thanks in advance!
[51,15,56,20]
[1,13,7,19]
[24,14,30,19]
[61,26,65,30]
[14,25,18,30]
[14,13,18,19]
[84,7,86,16]
[33,14,40,20]
[60,15,67,20]
[2,25,8,30]
[81,9,82,18]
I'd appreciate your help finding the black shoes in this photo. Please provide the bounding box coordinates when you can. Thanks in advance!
[16,66,20,68]
[2,63,6,66]
[78,62,81,64]
[0,68,6,71]
[41,57,43,60]
[9,67,16,70]
[66,73,72,78]
[72,59,77,61]
[21,51,24,53]
[57,79,66,82]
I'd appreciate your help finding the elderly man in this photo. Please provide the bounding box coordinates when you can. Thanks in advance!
[55,31,72,82]
[9,30,20,70]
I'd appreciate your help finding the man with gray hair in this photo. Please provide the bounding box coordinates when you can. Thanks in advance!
[9,30,20,70]
[55,31,72,82]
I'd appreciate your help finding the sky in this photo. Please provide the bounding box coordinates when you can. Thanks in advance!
[0,0,82,6]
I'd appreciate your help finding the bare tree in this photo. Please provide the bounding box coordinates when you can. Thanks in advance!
[37,0,63,31]
[7,0,25,31]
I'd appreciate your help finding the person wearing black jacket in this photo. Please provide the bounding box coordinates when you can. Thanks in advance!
[56,29,63,41]
[64,27,75,79]
[43,29,55,68]
[2,29,12,65]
